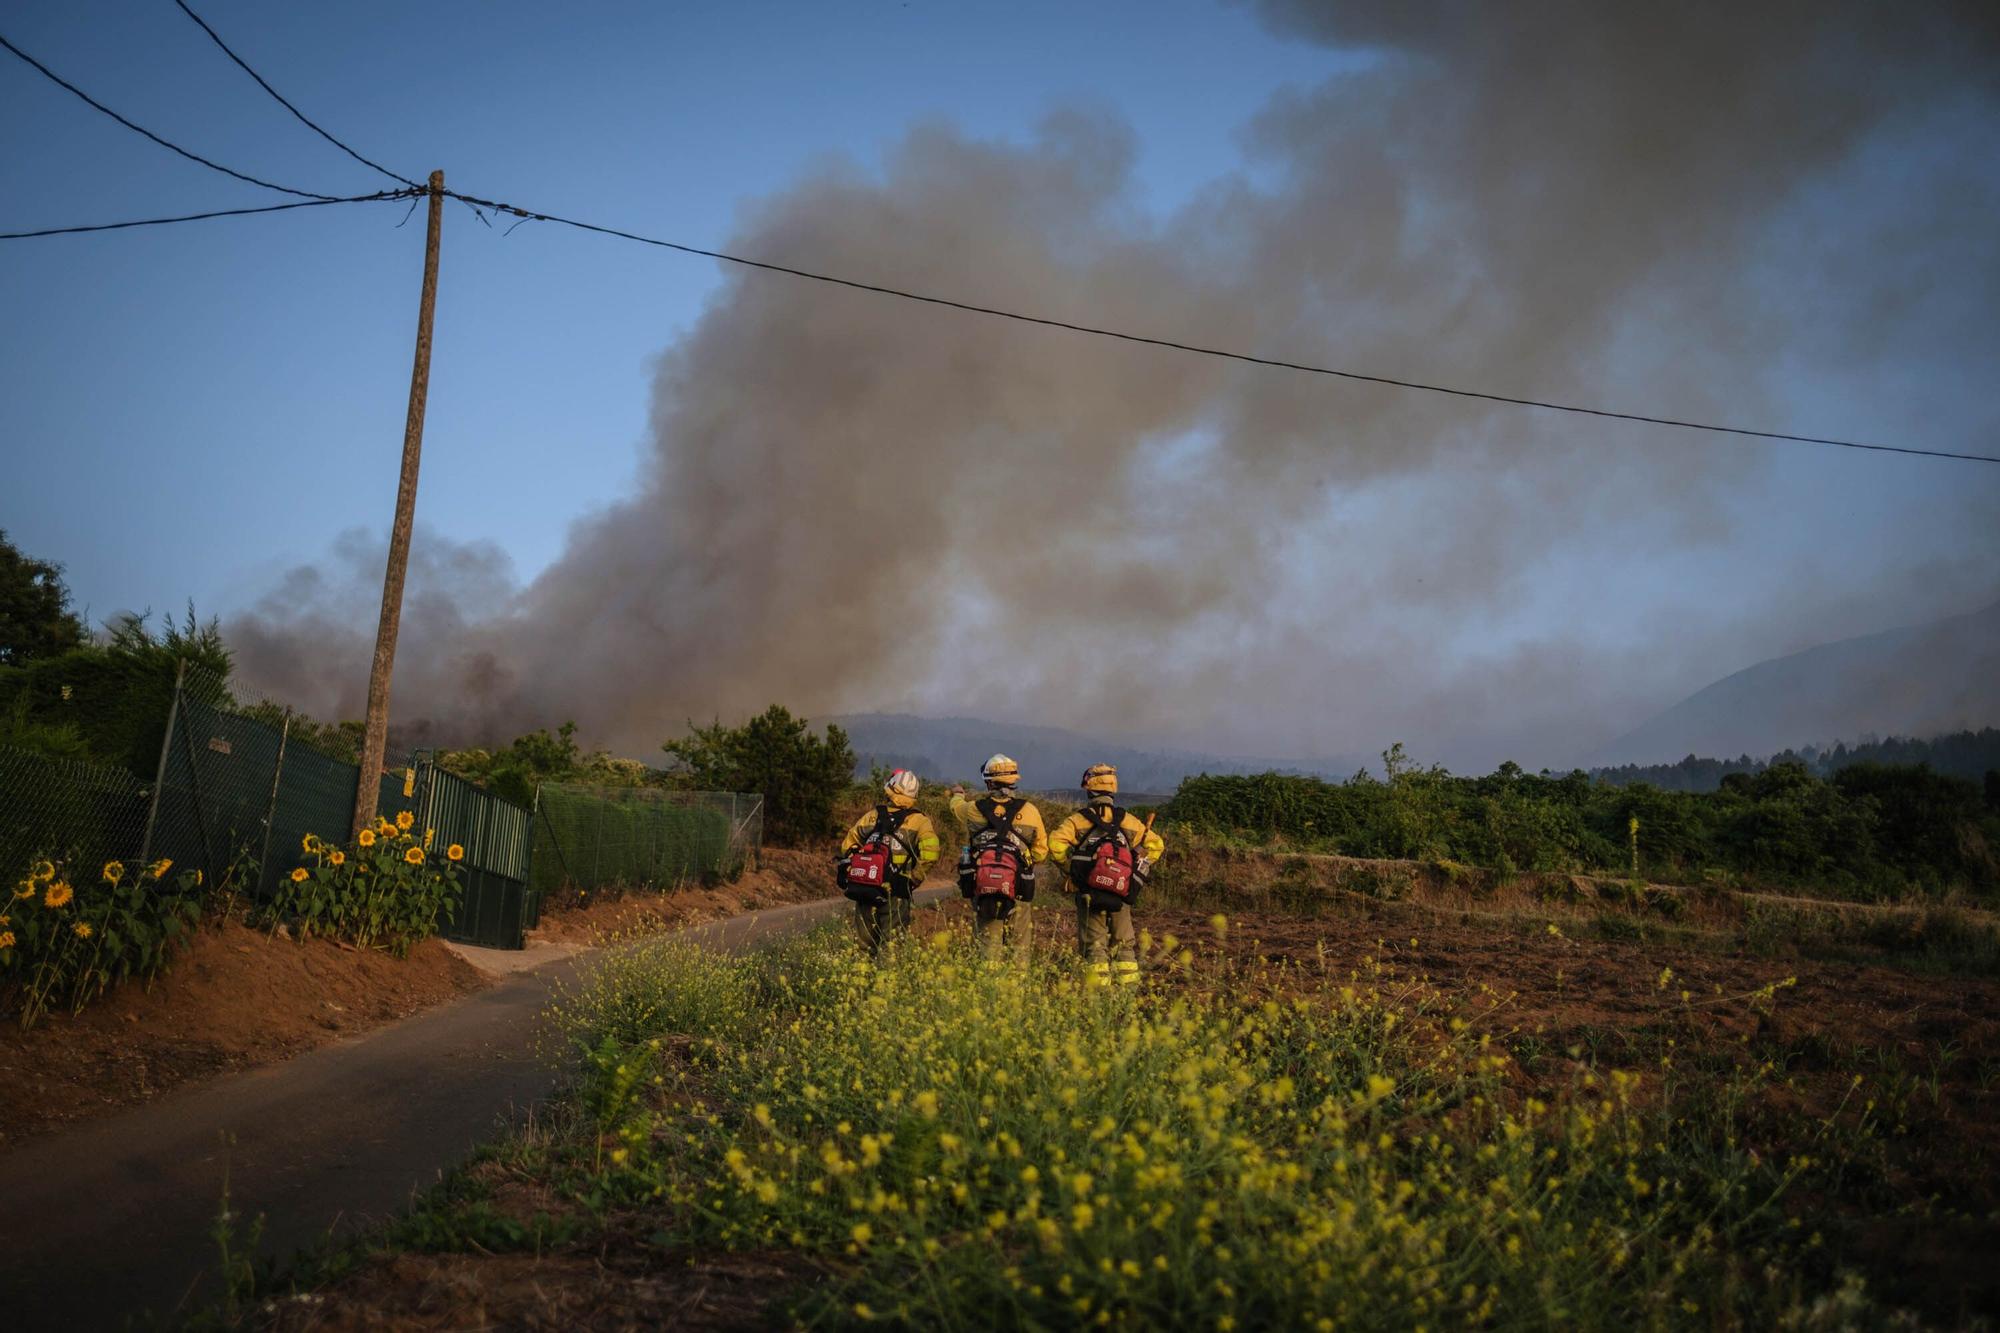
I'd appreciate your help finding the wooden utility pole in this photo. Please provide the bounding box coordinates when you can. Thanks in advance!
[353,169,444,836]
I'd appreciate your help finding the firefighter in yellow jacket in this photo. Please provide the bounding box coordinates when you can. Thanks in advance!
[949,754,1048,964]
[1049,764,1165,986]
[839,768,940,957]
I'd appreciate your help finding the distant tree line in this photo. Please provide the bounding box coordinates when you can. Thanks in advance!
[1165,745,2000,902]
[1591,729,2000,791]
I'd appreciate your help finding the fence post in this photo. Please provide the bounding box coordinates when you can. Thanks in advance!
[591,794,604,888]
[255,711,292,898]
[137,659,187,866]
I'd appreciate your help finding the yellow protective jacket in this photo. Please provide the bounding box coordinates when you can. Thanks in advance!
[1049,799,1165,865]
[949,792,1049,864]
[840,805,941,883]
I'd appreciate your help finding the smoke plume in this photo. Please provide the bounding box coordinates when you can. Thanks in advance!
[229,1,2000,770]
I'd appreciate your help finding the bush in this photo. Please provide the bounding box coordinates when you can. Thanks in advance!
[1163,750,2000,900]
[663,705,855,846]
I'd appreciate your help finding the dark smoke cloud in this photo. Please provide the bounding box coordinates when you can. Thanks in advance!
[229,1,2000,770]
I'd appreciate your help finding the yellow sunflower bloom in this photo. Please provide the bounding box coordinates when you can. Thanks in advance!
[403,846,424,866]
[290,867,310,883]
[31,860,55,882]
[45,881,74,909]
[73,921,93,939]
[0,931,14,950]
[424,827,434,849]
[358,829,377,848]
[148,858,174,879]
[102,860,125,883]
[12,880,34,900]
[396,811,414,832]
[303,834,322,854]
[328,850,346,867]
[447,844,465,862]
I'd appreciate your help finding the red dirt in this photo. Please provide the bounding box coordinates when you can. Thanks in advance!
[529,847,839,944]
[0,918,488,1148]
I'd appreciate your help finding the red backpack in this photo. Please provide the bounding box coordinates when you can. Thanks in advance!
[965,797,1031,905]
[1069,805,1145,907]
[840,806,915,906]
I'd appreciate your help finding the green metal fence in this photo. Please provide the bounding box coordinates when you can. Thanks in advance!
[4,661,541,949]
[532,785,761,897]
[416,765,536,949]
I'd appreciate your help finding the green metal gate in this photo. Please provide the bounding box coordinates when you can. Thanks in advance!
[414,762,537,949]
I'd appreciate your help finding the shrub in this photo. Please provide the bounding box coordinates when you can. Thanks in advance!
[1,855,204,1026]
[663,705,855,846]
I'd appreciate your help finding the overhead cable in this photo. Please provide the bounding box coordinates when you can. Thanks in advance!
[444,187,2000,466]
[0,30,340,200]
[0,189,420,240]
[170,0,419,190]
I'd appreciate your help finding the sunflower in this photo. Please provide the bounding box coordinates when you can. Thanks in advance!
[403,846,424,866]
[328,850,346,867]
[396,810,414,832]
[290,867,310,883]
[73,921,93,939]
[0,931,14,951]
[447,844,465,862]
[358,829,377,848]
[148,858,173,879]
[303,833,322,854]
[31,860,54,882]
[12,880,34,900]
[102,860,125,883]
[45,881,74,909]
[424,827,435,849]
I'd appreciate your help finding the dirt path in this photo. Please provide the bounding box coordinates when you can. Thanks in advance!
[0,892,924,1331]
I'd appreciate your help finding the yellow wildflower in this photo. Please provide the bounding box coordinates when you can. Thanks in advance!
[328,850,346,867]
[44,881,74,909]
[396,810,414,832]
[290,867,310,883]
[74,921,93,938]
[102,860,125,883]
[404,846,424,865]
[850,1222,873,1245]
[357,829,377,848]
[447,844,465,862]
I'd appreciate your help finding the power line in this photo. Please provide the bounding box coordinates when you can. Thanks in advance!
[0,190,419,240]
[170,0,419,190]
[445,187,2000,467]
[0,31,339,200]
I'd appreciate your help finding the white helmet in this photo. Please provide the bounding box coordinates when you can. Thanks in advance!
[883,768,920,803]
[981,753,1021,789]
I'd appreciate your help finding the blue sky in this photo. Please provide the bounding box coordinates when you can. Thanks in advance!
[2,0,1332,609]
[3,2,1996,768]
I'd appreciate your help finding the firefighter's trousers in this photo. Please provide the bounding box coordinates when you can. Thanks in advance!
[1075,895,1139,986]
[853,892,912,957]
[973,897,1033,965]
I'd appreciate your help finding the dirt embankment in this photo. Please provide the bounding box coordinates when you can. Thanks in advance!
[0,920,488,1147]
[529,847,836,943]
[0,849,844,1149]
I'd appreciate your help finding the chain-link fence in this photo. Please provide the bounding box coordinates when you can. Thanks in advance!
[0,745,153,884]
[532,785,762,898]
[5,660,540,948]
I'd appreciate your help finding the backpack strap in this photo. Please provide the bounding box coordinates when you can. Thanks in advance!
[974,797,1027,854]
[870,804,916,854]
[1078,804,1128,850]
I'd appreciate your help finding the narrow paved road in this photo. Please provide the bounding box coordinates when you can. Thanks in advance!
[0,892,930,1330]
